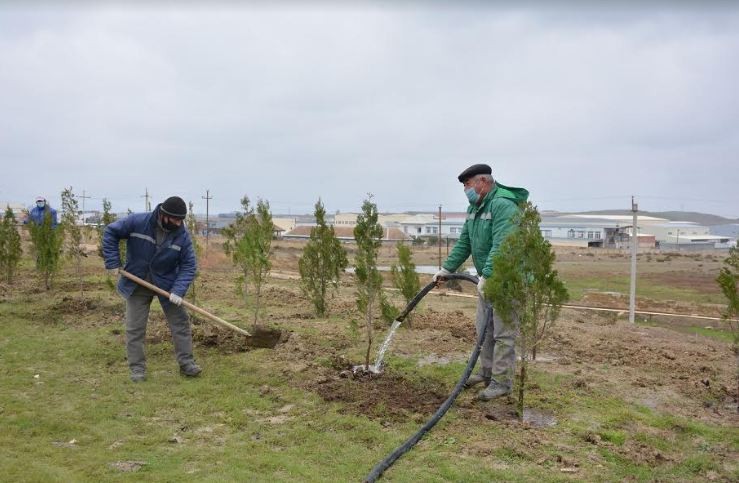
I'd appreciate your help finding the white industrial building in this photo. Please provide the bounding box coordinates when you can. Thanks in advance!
[302,210,735,250]
[539,215,732,249]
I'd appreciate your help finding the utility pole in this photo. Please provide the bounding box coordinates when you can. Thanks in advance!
[629,196,638,324]
[142,188,151,212]
[80,190,92,225]
[438,205,442,270]
[202,189,213,257]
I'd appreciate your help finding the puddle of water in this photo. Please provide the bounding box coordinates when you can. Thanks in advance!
[352,363,381,374]
[417,353,453,367]
[522,408,557,428]
[528,354,558,363]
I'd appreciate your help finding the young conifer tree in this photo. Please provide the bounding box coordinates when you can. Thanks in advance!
[223,196,255,304]
[354,194,385,370]
[390,241,420,328]
[716,241,739,413]
[222,196,274,328]
[485,202,568,419]
[0,207,23,283]
[97,198,117,257]
[249,199,274,327]
[299,198,348,317]
[29,201,63,290]
[61,187,84,296]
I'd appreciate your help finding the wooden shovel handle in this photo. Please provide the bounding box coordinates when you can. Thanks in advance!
[118,269,251,337]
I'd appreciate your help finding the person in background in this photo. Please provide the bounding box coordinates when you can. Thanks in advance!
[26,195,58,228]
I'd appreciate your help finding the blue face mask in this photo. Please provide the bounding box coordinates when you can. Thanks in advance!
[36,201,46,209]
[464,187,479,204]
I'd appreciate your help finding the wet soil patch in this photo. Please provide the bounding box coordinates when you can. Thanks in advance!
[310,369,449,422]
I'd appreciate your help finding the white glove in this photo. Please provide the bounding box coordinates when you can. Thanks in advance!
[107,267,120,277]
[432,267,452,283]
[477,277,486,297]
[169,293,183,306]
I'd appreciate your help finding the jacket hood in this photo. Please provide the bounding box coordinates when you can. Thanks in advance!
[492,182,529,205]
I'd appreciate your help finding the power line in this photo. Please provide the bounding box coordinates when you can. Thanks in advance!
[202,189,213,257]
[141,188,151,211]
[80,189,92,224]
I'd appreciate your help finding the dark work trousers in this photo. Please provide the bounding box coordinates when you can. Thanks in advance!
[125,285,195,373]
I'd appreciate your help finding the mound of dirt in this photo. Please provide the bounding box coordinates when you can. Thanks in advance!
[193,322,289,352]
[309,369,449,422]
[53,295,100,314]
[545,313,737,419]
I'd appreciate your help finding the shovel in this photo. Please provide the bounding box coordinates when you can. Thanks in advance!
[119,269,251,337]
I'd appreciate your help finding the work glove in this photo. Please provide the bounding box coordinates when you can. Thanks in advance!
[477,277,487,297]
[432,267,452,283]
[107,267,120,277]
[169,293,184,306]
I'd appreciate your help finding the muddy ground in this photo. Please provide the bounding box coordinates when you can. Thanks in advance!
[20,241,735,429]
[8,237,736,479]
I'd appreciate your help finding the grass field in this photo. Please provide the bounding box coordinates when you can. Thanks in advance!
[1,237,737,481]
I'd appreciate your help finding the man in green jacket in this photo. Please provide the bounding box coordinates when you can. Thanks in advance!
[433,164,529,400]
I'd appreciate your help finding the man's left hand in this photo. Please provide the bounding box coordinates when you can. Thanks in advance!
[477,277,486,297]
[169,293,183,306]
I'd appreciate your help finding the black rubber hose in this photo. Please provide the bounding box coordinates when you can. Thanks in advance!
[365,273,482,483]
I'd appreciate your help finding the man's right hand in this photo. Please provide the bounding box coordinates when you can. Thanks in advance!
[107,267,120,277]
[432,267,452,283]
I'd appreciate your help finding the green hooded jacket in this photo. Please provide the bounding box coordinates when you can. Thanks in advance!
[442,182,529,279]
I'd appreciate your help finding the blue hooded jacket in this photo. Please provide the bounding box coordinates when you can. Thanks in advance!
[27,205,58,228]
[103,204,197,301]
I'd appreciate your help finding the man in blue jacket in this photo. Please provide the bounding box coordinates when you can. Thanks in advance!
[103,196,200,382]
[26,196,58,228]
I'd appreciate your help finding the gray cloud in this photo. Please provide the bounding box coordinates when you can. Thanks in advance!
[1,4,738,217]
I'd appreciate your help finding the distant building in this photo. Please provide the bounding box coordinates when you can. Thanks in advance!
[0,202,27,222]
[710,223,739,240]
[537,214,731,250]
[283,225,410,243]
[272,217,297,236]
[397,213,467,239]
[537,214,653,248]
[333,212,422,227]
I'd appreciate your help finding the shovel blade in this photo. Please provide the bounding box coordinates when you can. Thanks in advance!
[247,327,285,349]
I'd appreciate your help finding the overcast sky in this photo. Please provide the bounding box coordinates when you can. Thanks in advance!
[1,3,738,218]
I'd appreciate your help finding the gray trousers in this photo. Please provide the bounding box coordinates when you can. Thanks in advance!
[125,285,195,373]
[476,295,519,388]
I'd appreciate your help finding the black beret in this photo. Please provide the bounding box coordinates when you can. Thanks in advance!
[160,196,187,219]
[457,163,492,183]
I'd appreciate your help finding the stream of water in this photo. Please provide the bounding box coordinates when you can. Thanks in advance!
[372,319,402,371]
